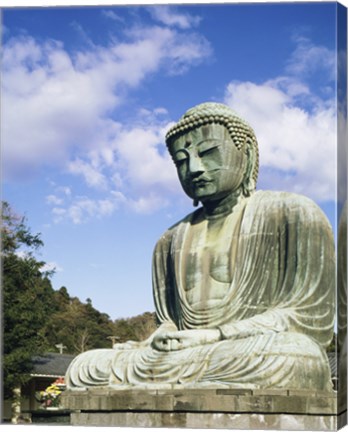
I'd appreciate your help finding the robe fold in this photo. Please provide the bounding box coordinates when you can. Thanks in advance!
[66,190,335,391]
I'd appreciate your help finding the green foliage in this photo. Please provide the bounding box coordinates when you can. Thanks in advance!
[2,201,43,255]
[113,312,157,343]
[2,202,53,398]
[44,295,116,354]
[2,201,157,399]
[112,318,139,342]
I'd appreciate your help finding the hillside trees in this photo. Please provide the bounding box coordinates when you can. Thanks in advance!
[44,294,116,353]
[3,202,157,396]
[2,202,55,399]
[111,312,157,348]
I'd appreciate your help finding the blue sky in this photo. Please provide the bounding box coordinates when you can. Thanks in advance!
[2,2,341,320]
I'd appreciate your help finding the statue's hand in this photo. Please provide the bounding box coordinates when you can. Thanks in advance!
[113,340,141,350]
[151,329,221,352]
[113,322,178,351]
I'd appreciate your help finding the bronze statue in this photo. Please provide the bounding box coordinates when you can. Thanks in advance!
[66,102,335,391]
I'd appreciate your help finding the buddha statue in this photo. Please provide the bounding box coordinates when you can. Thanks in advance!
[66,102,335,391]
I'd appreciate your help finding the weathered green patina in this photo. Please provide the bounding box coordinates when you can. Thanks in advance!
[66,103,335,391]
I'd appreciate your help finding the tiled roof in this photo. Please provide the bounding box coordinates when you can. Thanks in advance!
[31,353,75,377]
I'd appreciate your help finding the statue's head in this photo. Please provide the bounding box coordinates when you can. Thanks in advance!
[165,102,259,204]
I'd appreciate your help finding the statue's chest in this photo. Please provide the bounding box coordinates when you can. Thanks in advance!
[181,215,239,307]
[186,226,232,283]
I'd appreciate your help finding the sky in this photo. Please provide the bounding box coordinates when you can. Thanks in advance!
[1,2,344,321]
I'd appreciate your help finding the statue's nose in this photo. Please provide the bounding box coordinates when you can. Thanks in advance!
[189,155,204,176]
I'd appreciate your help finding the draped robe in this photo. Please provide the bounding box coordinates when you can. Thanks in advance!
[66,190,335,391]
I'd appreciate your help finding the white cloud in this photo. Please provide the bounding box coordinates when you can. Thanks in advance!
[4,23,337,224]
[2,15,210,223]
[224,39,336,202]
[70,21,95,48]
[51,196,117,224]
[101,10,124,23]
[130,193,170,214]
[2,25,211,181]
[57,186,72,196]
[113,124,178,193]
[44,115,183,223]
[47,112,181,223]
[68,158,108,190]
[48,185,129,224]
[148,6,201,29]
[46,194,64,205]
[122,26,212,76]
[286,35,335,81]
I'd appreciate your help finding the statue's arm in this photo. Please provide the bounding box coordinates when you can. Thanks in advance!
[152,228,178,326]
[218,309,289,341]
[219,193,335,345]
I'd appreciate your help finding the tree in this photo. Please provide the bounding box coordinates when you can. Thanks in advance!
[2,202,55,421]
[44,294,116,354]
[112,312,157,343]
[127,312,157,341]
[2,200,158,420]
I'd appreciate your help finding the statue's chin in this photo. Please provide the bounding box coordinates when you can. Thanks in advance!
[197,191,237,206]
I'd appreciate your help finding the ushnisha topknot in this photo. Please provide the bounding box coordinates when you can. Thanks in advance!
[165,102,259,196]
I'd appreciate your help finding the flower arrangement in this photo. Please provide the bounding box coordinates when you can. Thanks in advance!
[36,377,66,409]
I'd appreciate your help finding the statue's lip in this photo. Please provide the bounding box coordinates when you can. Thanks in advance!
[192,178,211,185]
[193,181,210,188]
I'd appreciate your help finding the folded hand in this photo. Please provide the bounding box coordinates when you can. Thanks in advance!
[151,329,221,352]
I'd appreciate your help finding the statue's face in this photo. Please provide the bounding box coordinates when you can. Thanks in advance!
[170,123,247,203]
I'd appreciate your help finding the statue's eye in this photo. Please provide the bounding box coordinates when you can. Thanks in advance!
[175,159,186,168]
[174,150,188,166]
[197,141,219,157]
[198,146,218,157]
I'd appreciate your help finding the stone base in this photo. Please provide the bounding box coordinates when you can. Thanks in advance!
[62,388,344,430]
[70,411,344,430]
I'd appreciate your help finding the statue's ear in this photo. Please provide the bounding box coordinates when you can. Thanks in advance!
[241,136,258,197]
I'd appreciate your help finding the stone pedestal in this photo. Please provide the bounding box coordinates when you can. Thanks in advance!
[62,388,344,430]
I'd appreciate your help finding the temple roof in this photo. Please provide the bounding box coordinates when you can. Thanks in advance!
[31,353,75,377]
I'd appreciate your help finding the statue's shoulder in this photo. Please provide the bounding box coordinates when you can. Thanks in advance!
[250,190,330,224]
[154,208,202,249]
[251,189,319,207]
